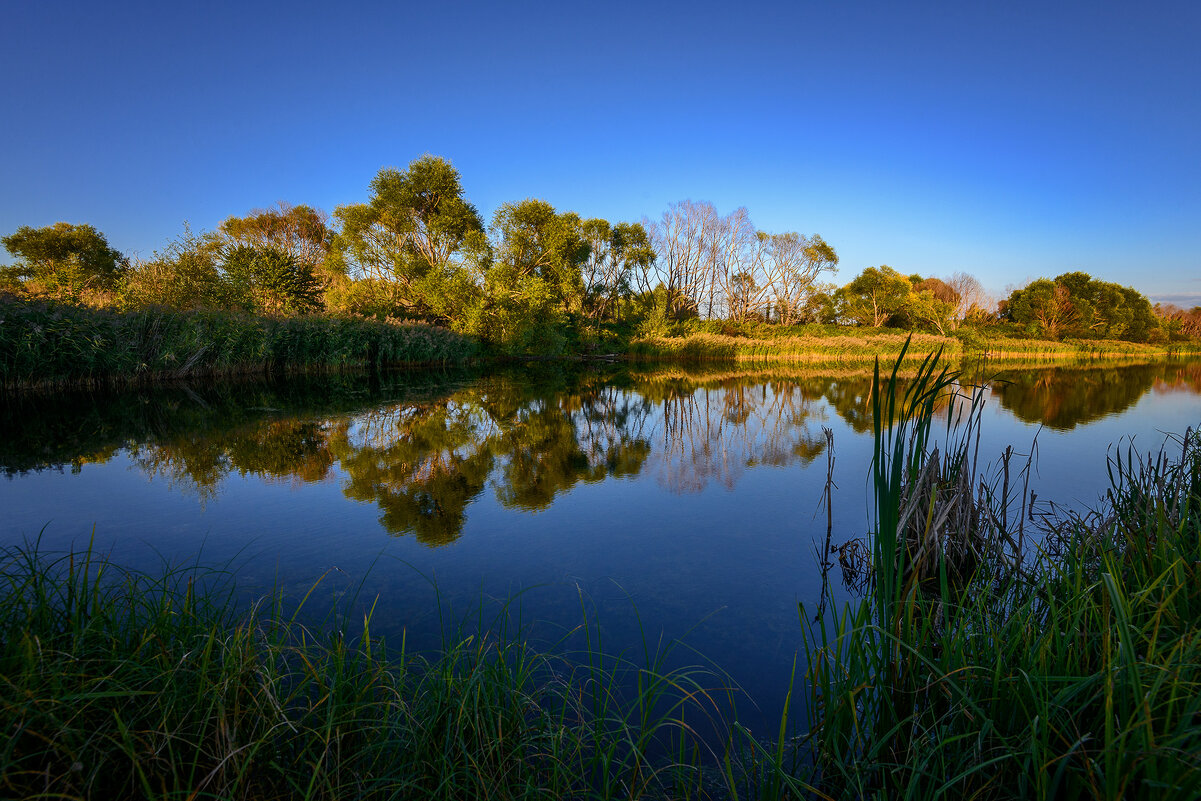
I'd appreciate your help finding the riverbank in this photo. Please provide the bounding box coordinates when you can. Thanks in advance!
[629,329,1201,363]
[0,294,478,391]
[5,293,1201,393]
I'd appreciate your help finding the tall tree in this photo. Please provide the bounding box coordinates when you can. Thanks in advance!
[489,199,588,312]
[580,219,653,321]
[480,199,589,352]
[946,271,990,322]
[763,233,839,324]
[334,156,486,320]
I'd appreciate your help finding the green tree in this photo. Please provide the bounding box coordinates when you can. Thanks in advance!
[605,222,655,321]
[223,245,324,315]
[902,287,956,334]
[219,203,332,269]
[579,218,651,321]
[1002,272,1160,341]
[836,265,912,326]
[480,199,590,352]
[1003,278,1075,338]
[333,156,487,321]
[2,222,128,301]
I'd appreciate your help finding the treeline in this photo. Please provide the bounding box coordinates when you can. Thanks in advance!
[2,155,1196,354]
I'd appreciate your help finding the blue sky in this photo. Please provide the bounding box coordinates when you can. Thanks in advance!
[3,1,1199,305]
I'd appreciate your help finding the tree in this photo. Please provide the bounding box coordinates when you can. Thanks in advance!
[1002,272,1160,341]
[1155,304,1201,340]
[223,245,324,314]
[1003,278,1075,339]
[475,199,591,352]
[579,218,653,321]
[641,201,837,324]
[333,156,486,320]
[837,266,912,326]
[603,222,654,321]
[763,233,839,324]
[2,222,128,300]
[946,271,990,322]
[642,200,716,319]
[903,287,956,334]
[119,225,241,311]
[219,202,332,269]
[489,199,589,311]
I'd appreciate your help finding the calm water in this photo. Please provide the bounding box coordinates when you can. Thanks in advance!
[3,359,1199,734]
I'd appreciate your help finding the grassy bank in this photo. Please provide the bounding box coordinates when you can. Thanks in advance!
[629,329,1201,364]
[802,346,1201,799]
[0,542,746,800]
[0,294,478,391]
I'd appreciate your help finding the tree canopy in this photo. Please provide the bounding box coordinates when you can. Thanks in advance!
[1002,272,1158,342]
[333,156,487,321]
[2,222,128,300]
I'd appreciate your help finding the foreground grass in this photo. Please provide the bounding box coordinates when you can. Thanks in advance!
[630,329,1201,364]
[0,543,751,800]
[802,344,1201,799]
[0,293,478,391]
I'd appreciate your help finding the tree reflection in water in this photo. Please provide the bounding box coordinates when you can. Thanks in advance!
[990,361,1201,431]
[3,359,1199,543]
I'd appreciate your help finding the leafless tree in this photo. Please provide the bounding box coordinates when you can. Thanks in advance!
[946,271,990,321]
[762,233,839,324]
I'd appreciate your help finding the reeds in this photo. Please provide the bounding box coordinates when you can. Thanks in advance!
[628,330,1196,365]
[0,540,741,799]
[802,340,1201,799]
[0,294,478,391]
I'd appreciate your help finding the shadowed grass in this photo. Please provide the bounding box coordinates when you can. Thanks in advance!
[0,293,478,391]
[0,541,744,800]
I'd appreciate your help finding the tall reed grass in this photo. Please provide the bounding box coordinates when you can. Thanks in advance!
[0,293,478,391]
[802,340,1201,799]
[0,540,738,799]
[629,330,1200,365]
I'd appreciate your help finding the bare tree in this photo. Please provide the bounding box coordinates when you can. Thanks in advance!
[762,233,839,324]
[946,271,989,322]
[645,200,838,324]
[644,200,714,318]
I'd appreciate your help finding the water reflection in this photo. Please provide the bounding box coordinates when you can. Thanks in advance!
[3,359,1198,543]
[990,361,1201,430]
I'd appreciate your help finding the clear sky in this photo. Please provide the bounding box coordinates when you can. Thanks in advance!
[3,0,1199,306]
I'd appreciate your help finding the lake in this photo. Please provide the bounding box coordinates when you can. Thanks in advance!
[3,358,1199,736]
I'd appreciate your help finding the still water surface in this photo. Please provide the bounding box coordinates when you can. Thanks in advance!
[3,359,1199,732]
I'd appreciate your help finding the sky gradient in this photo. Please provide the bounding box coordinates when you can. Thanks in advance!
[3,1,1199,306]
